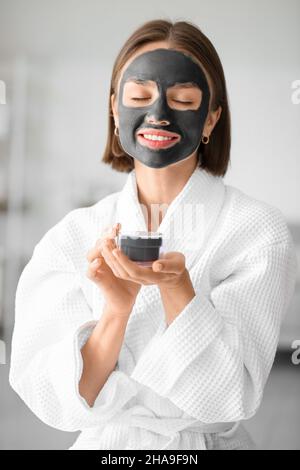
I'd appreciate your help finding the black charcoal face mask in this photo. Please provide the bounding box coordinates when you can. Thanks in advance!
[117,48,210,169]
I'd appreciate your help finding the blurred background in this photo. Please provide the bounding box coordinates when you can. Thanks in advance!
[0,0,299,450]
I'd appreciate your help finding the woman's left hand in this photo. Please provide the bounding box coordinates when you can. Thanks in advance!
[106,239,196,325]
[109,245,189,289]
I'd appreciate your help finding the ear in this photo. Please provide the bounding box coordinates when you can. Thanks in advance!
[203,105,222,137]
[111,93,119,128]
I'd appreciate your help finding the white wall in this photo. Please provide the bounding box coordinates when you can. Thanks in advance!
[0,0,299,224]
[0,0,299,450]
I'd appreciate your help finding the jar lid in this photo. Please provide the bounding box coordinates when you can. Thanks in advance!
[118,231,163,248]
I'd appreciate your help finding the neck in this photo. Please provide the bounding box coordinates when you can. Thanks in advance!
[134,154,198,231]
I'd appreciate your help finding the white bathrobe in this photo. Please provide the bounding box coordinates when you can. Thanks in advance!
[9,166,298,450]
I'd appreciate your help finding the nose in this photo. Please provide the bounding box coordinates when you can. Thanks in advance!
[145,93,171,126]
[145,116,170,126]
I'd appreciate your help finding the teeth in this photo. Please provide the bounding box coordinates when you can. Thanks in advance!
[142,134,174,141]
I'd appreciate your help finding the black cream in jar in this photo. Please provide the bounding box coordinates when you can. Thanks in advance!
[117,231,163,267]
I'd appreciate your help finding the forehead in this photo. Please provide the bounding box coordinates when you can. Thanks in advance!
[120,48,208,90]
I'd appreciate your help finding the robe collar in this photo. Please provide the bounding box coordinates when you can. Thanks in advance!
[114,165,226,274]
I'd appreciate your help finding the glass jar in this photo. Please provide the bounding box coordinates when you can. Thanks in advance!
[116,230,163,267]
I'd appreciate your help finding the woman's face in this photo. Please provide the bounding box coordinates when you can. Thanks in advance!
[111,42,213,169]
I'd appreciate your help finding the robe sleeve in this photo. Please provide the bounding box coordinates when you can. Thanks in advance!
[9,230,138,432]
[130,238,298,423]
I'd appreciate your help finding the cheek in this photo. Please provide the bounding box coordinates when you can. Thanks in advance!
[118,107,147,130]
[118,108,150,145]
[173,110,205,134]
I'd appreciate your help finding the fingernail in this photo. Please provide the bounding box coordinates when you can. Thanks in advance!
[112,249,118,257]
[92,259,100,266]
[155,263,162,271]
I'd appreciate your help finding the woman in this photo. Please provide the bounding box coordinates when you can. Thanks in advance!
[9,20,298,450]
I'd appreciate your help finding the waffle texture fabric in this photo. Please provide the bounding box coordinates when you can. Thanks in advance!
[9,166,298,450]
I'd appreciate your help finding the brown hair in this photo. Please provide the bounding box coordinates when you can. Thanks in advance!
[102,19,231,177]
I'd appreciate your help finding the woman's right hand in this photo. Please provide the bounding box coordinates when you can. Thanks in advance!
[86,222,141,318]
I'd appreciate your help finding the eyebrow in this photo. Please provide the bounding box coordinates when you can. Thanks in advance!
[125,78,200,89]
[171,82,200,89]
[125,78,153,86]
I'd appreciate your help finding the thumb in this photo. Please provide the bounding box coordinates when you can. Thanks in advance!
[152,251,185,274]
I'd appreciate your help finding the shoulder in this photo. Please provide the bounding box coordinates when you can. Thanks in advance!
[222,184,294,253]
[62,190,120,231]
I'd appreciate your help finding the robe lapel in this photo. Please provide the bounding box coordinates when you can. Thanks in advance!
[113,166,226,342]
[115,166,226,274]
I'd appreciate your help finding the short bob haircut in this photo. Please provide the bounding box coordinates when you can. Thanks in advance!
[102,19,231,177]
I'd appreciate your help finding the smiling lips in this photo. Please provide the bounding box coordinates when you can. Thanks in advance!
[136,128,181,150]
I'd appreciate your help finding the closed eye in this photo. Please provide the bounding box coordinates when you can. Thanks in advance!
[174,100,193,104]
[131,98,193,104]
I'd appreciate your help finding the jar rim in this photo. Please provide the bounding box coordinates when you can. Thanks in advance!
[118,230,162,239]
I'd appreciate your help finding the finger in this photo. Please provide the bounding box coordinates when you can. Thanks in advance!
[114,222,121,236]
[103,222,121,241]
[109,222,122,249]
[112,248,155,285]
[112,248,175,284]
[86,222,122,263]
[86,234,112,262]
[86,244,104,263]
[86,257,104,280]
[101,238,125,278]
[97,228,117,256]
[93,223,119,252]
[152,252,185,274]
[100,223,122,252]
[104,243,132,280]
[102,245,121,277]
[111,247,150,281]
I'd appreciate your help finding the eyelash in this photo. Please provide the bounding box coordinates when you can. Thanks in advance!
[131,98,193,104]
